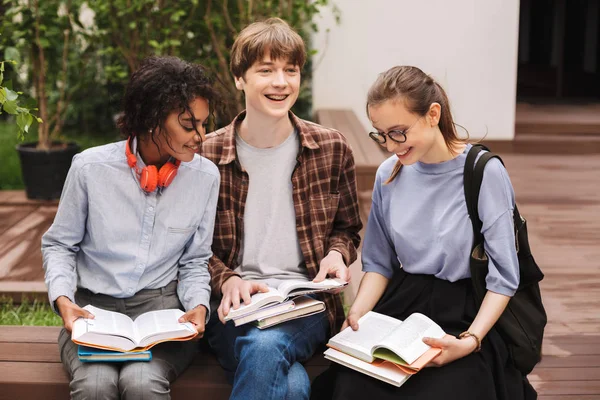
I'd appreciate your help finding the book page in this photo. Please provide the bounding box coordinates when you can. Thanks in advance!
[78,305,136,341]
[134,309,195,346]
[224,287,285,320]
[277,278,346,298]
[327,311,402,363]
[375,313,445,365]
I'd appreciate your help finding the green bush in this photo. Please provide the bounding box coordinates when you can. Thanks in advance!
[1,0,339,138]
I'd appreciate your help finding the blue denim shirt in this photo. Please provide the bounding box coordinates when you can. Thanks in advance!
[42,140,220,315]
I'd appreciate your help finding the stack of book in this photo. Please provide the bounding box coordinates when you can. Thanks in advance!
[78,346,152,362]
[72,305,199,362]
[224,278,347,328]
[324,312,447,387]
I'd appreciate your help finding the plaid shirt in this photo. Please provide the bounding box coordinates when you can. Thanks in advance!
[201,111,362,334]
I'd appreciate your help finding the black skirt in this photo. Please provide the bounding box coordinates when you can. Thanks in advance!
[312,269,537,400]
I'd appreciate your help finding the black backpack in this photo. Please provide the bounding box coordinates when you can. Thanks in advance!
[463,144,547,375]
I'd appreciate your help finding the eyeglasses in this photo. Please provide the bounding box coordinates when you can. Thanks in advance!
[368,117,422,145]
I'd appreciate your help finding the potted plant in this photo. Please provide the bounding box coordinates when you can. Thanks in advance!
[2,0,96,199]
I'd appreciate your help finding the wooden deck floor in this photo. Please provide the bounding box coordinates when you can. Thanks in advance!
[1,152,599,397]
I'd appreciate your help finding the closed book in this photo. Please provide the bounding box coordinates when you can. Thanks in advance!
[255,296,326,329]
[232,300,296,327]
[324,348,410,387]
[78,346,152,362]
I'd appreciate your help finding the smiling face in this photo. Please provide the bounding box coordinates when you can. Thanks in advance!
[235,54,300,120]
[155,96,210,163]
[368,99,446,165]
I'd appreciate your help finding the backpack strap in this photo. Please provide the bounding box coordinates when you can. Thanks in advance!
[464,144,523,248]
[463,144,487,247]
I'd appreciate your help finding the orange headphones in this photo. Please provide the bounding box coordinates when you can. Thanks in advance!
[126,136,181,193]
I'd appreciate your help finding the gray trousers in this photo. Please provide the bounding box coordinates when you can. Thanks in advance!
[58,281,198,400]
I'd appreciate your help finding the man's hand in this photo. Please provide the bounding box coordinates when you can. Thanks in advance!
[217,276,269,323]
[55,296,94,332]
[178,305,208,337]
[422,334,479,367]
[314,250,349,284]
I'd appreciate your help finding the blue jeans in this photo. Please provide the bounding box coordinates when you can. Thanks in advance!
[206,309,330,400]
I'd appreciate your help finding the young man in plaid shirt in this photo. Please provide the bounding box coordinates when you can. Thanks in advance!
[202,18,362,400]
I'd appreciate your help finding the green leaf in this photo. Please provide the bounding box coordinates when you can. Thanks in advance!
[129,21,137,29]
[148,40,160,49]
[0,88,6,103]
[3,100,18,114]
[16,112,27,132]
[4,87,18,101]
[4,47,21,64]
[26,113,33,131]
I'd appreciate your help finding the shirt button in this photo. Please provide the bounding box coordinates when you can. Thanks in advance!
[144,234,149,240]
[128,288,134,294]
[148,206,154,212]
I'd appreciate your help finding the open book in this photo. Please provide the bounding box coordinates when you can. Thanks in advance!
[224,278,346,321]
[72,305,197,352]
[325,311,445,384]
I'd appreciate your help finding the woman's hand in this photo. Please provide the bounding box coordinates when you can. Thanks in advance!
[340,272,390,331]
[55,296,95,332]
[422,334,479,367]
[178,305,208,337]
[341,306,369,331]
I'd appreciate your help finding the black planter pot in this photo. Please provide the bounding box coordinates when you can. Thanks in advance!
[16,141,80,200]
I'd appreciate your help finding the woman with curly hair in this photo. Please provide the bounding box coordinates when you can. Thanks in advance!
[42,56,220,399]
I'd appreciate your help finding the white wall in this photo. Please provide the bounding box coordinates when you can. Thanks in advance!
[312,0,520,140]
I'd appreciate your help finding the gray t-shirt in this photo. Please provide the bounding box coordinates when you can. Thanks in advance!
[234,130,309,288]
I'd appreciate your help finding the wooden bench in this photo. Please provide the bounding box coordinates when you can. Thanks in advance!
[315,109,387,192]
[0,326,329,400]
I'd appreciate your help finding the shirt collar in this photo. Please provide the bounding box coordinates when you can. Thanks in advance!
[217,110,320,165]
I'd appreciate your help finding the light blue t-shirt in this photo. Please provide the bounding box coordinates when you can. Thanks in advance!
[362,144,520,297]
[42,140,220,314]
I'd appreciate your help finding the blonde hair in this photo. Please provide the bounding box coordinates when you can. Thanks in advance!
[367,66,467,183]
[230,18,306,78]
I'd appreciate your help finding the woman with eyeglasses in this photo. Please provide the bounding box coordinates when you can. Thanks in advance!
[314,66,535,400]
[42,56,220,399]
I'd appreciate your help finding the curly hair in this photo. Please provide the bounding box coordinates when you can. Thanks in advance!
[117,56,219,143]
